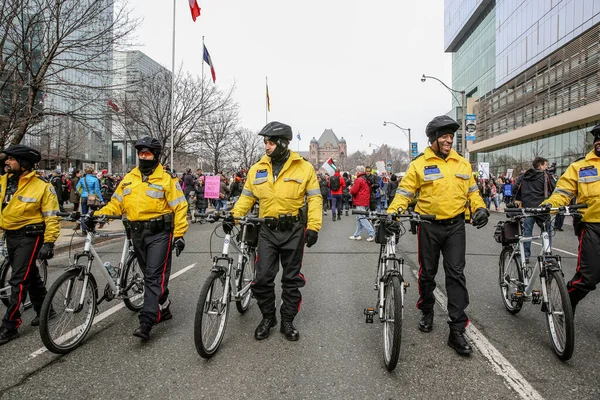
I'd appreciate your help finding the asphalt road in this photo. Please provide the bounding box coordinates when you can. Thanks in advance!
[0,211,598,399]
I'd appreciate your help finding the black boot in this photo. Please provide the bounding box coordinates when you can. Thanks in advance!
[0,327,19,346]
[448,330,472,355]
[418,311,434,332]
[280,320,299,341]
[254,315,277,340]
[337,214,341,220]
[133,323,152,340]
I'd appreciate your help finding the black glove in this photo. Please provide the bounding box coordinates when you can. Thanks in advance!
[472,208,490,229]
[305,229,318,248]
[173,237,185,257]
[38,243,55,260]
[540,202,552,211]
[222,215,235,234]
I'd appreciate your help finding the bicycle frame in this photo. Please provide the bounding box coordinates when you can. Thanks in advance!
[211,222,254,308]
[376,232,404,320]
[73,229,130,298]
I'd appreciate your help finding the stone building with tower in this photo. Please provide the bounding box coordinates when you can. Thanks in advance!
[298,129,347,172]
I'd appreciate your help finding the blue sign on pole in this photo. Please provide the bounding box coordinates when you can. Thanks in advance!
[411,142,418,158]
[466,135,477,141]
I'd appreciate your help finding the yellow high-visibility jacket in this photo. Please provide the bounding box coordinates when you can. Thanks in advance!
[0,171,60,243]
[387,147,485,219]
[97,165,188,237]
[545,150,600,223]
[231,151,323,232]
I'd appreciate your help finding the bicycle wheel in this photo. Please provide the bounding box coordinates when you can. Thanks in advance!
[122,255,144,311]
[194,271,230,358]
[0,260,47,308]
[544,269,575,361]
[39,269,98,354]
[382,275,402,371]
[498,246,524,314]
[0,260,11,307]
[236,248,255,314]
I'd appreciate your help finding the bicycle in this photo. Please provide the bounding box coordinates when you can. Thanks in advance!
[353,209,435,371]
[39,212,143,354]
[194,212,263,358]
[494,204,586,361]
[0,237,48,309]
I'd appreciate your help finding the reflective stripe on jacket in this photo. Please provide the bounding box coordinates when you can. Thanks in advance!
[387,147,485,219]
[0,170,60,243]
[546,150,600,223]
[231,150,323,232]
[96,164,189,237]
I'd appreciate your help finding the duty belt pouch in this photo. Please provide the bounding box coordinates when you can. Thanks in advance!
[277,214,293,231]
[163,213,174,231]
[298,203,308,226]
[24,223,45,237]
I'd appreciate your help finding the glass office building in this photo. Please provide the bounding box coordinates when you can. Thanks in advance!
[445,0,600,177]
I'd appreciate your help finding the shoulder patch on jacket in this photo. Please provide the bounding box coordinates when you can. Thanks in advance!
[175,182,183,191]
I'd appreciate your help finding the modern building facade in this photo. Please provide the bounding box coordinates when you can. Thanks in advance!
[304,129,348,171]
[445,0,600,176]
[110,50,169,174]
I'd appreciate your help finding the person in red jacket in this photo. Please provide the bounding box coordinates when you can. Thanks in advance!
[349,166,375,241]
[328,170,346,221]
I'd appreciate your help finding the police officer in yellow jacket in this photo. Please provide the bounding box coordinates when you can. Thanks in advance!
[226,121,322,341]
[0,145,60,345]
[96,137,188,340]
[543,124,600,314]
[387,116,488,355]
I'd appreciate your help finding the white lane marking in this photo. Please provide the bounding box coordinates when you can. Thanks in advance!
[27,263,197,360]
[410,268,544,400]
[531,242,577,257]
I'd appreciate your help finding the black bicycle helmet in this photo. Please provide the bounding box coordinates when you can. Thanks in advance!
[134,136,162,151]
[590,124,600,140]
[425,115,460,143]
[258,121,293,141]
[1,144,42,163]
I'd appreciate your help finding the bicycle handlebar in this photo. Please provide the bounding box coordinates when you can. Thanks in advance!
[352,209,436,221]
[197,211,266,224]
[505,204,587,218]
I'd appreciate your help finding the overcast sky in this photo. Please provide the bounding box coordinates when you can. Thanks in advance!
[127,0,453,156]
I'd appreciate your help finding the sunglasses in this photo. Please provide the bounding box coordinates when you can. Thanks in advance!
[138,149,153,157]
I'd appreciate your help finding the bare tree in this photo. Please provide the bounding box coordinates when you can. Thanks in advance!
[112,68,236,167]
[229,128,263,172]
[345,150,368,172]
[1,0,140,146]
[201,107,239,173]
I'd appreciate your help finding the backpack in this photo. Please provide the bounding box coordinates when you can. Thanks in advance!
[330,175,341,191]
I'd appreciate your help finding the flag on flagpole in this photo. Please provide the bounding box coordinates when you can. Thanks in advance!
[321,157,337,175]
[297,133,301,140]
[189,0,201,21]
[203,45,216,83]
[266,82,271,112]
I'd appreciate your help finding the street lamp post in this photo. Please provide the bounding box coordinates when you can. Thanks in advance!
[383,121,411,158]
[421,74,467,158]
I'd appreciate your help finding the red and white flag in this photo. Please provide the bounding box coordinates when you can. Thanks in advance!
[320,157,337,176]
[189,0,201,21]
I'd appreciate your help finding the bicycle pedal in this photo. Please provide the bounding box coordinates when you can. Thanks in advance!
[531,290,542,305]
[364,307,375,324]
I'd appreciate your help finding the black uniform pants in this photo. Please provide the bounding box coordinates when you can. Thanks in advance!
[131,229,173,325]
[417,219,469,332]
[2,231,45,330]
[568,222,600,307]
[253,221,306,321]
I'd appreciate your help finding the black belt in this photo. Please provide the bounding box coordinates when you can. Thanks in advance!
[126,214,174,233]
[265,214,301,231]
[431,213,465,226]
[7,223,45,236]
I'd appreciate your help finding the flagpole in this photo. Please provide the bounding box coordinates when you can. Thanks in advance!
[265,76,268,125]
[170,0,176,173]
